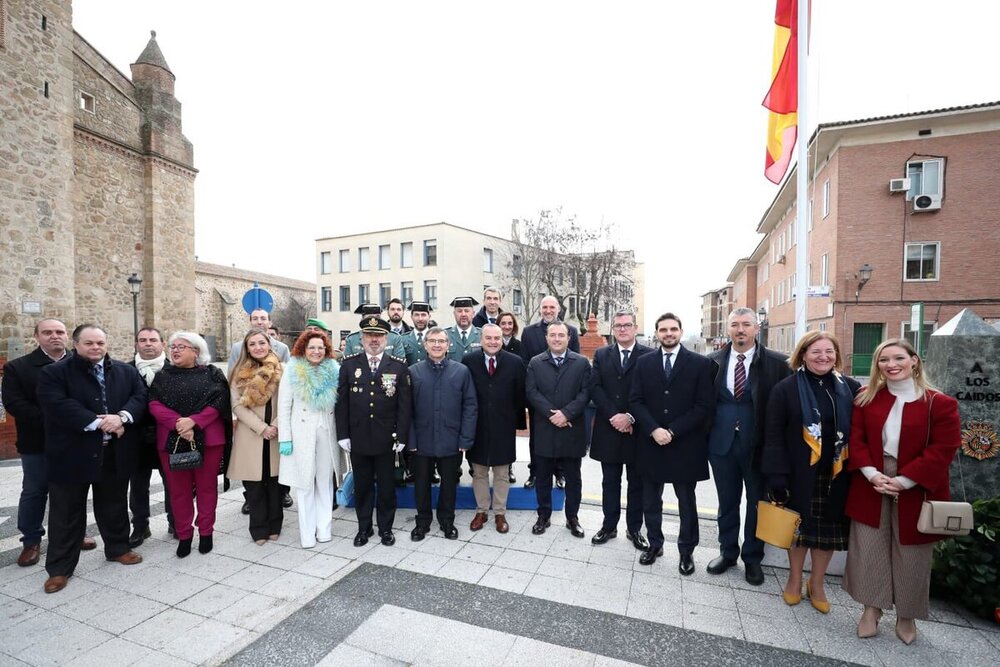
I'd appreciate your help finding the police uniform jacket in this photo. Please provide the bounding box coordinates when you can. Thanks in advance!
[343,330,407,359]
[445,325,482,361]
[400,328,429,366]
[335,352,412,456]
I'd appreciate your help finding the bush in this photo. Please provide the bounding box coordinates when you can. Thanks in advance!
[930,496,1000,623]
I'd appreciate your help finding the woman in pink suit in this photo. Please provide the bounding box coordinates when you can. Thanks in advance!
[843,338,961,645]
[149,332,232,558]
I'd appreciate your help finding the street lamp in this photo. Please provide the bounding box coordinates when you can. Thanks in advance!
[127,272,143,342]
[757,306,769,348]
[855,263,874,303]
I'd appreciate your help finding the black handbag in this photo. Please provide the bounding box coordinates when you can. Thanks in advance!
[166,429,203,471]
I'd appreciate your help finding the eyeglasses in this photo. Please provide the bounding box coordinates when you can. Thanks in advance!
[168,344,195,351]
[612,323,635,330]
[425,338,449,345]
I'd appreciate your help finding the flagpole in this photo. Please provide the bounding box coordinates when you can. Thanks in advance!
[794,0,809,341]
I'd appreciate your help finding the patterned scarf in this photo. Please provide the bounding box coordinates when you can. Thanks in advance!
[287,357,340,411]
[795,367,854,478]
[233,353,283,407]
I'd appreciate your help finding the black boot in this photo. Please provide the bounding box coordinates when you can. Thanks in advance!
[177,538,192,558]
[198,535,213,554]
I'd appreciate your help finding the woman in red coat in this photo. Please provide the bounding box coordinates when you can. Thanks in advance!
[843,338,961,645]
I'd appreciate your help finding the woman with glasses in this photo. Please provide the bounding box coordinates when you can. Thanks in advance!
[149,332,232,558]
[228,330,284,545]
[277,330,345,548]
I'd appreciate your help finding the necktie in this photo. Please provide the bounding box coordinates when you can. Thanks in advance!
[488,356,496,376]
[734,353,747,400]
[663,352,673,381]
[621,348,630,366]
[93,364,109,442]
[369,356,378,374]
[554,356,564,368]
[489,317,496,324]
[461,330,468,345]
[417,332,423,343]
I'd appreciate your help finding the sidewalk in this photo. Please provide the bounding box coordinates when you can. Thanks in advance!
[0,461,997,666]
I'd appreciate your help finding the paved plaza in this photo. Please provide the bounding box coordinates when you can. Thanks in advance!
[0,453,997,666]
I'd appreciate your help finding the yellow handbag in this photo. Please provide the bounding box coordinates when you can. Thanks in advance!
[756,499,801,549]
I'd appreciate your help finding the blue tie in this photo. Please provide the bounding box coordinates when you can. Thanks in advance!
[663,352,673,381]
[94,363,110,442]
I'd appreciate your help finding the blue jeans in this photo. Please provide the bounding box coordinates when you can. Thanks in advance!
[18,453,49,545]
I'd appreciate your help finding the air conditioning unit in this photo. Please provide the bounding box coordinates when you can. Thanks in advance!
[776,254,786,265]
[889,177,911,193]
[913,193,942,212]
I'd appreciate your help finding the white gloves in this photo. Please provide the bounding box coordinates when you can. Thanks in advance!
[393,441,406,453]
[338,439,351,453]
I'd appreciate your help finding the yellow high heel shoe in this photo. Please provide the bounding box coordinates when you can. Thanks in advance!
[806,580,830,614]
[782,582,803,606]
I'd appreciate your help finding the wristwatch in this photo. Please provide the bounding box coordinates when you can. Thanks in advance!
[117,411,132,424]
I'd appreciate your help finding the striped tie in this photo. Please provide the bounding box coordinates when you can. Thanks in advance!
[734,353,746,400]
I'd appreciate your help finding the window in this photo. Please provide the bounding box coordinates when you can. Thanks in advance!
[906,158,944,201]
[822,179,831,218]
[787,219,795,247]
[483,248,493,273]
[400,242,413,268]
[401,281,413,305]
[321,287,332,312]
[904,242,940,281]
[819,322,828,332]
[808,199,814,231]
[902,320,935,356]
[379,283,391,308]
[513,289,523,311]
[512,254,523,278]
[339,286,350,312]
[358,284,370,305]
[339,249,350,273]
[358,247,370,272]
[424,280,437,310]
[320,251,332,275]
[777,281,784,304]
[424,239,437,266]
[378,244,390,270]
[820,253,829,286]
[79,91,95,114]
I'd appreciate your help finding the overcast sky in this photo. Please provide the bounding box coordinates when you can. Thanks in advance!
[72,1,999,335]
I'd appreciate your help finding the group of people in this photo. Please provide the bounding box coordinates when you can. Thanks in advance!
[2,291,963,646]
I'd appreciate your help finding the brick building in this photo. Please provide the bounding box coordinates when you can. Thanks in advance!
[723,102,1000,375]
[699,285,733,351]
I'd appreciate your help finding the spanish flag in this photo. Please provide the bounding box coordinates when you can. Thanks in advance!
[763,0,797,184]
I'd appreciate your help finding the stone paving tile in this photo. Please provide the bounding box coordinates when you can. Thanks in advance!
[321,535,375,559]
[291,553,352,579]
[255,571,326,601]
[220,562,288,592]
[625,591,683,627]
[159,551,251,581]
[572,581,629,615]
[2,570,101,610]
[492,548,545,574]
[500,636,596,667]
[396,550,449,576]
[523,573,576,606]
[478,566,534,595]
[6,609,112,665]
[343,605,427,664]
[160,617,251,664]
[682,579,738,612]
[436,558,490,585]
[732,587,798,621]
[805,632,882,667]
[126,566,215,606]
[547,536,595,562]
[53,585,168,634]
[316,643,406,666]
[506,532,556,555]
[402,610,516,666]
[65,637,192,667]
[536,555,587,581]
[588,544,639,569]
[413,535,466,558]
[177,583,260,618]
[466,525,519,548]
[919,620,999,664]
[580,562,633,591]
[121,608,205,650]
[255,544,321,571]
[211,591,290,631]
[0,593,44,629]
[453,542,504,566]
[630,571,684,601]
[682,601,745,641]
[739,612,810,652]
[356,544,409,568]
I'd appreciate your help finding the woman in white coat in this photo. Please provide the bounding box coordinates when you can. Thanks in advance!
[277,330,346,548]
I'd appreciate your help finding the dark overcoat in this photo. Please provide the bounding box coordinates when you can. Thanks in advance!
[408,358,478,457]
[462,350,527,466]
[526,351,592,458]
[519,321,580,364]
[335,352,412,456]
[589,342,654,465]
[629,346,717,484]
[1,347,61,454]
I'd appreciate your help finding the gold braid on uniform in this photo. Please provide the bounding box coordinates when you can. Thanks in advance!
[234,353,283,408]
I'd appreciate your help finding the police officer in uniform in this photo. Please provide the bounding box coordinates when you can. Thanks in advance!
[336,317,412,546]
[400,301,433,366]
[446,297,482,361]
[342,304,407,359]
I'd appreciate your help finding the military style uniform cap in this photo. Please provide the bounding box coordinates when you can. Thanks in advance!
[305,318,332,332]
[408,301,433,313]
[449,297,479,308]
[354,303,383,316]
[360,317,391,334]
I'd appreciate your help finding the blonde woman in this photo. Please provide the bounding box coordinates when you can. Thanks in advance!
[843,338,961,644]
[228,330,284,545]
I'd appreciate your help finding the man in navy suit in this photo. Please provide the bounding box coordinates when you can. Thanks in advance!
[589,311,654,550]
[630,313,716,572]
[706,308,791,585]
[519,296,580,489]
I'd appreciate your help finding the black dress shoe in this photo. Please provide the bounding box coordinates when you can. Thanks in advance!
[129,526,151,549]
[282,493,293,509]
[625,530,649,551]
[555,475,566,489]
[241,501,250,516]
[380,531,395,546]
[531,517,550,535]
[432,474,441,484]
[706,555,738,575]
[566,519,584,538]
[639,547,664,566]
[592,528,618,545]
[508,470,517,484]
[523,476,536,489]
[354,527,375,547]
[679,554,695,576]
[745,563,765,586]
[411,526,429,541]
[441,525,459,540]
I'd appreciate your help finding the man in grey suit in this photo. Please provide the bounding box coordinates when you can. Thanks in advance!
[227,308,290,371]
[706,308,791,585]
[526,321,592,538]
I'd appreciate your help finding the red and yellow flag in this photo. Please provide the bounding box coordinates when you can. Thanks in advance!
[763,0,798,184]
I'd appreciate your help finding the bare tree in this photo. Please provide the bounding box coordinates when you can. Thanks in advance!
[271,296,314,341]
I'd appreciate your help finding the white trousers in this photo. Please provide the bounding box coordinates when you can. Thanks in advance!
[295,437,334,548]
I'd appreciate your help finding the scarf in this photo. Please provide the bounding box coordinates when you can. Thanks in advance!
[135,352,166,385]
[796,367,853,478]
[287,357,340,412]
[233,353,283,408]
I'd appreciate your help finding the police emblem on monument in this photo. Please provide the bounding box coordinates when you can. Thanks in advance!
[961,420,1000,461]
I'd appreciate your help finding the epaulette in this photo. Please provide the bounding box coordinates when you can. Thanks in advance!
[388,353,407,363]
[343,351,364,359]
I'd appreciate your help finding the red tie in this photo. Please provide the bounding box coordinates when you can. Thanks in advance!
[488,357,495,376]
[734,353,746,400]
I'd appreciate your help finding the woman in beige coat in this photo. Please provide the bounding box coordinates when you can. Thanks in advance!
[228,330,284,545]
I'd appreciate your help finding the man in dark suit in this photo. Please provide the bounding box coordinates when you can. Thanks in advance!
[706,307,791,585]
[463,323,526,534]
[526,321,592,538]
[630,312,716,572]
[519,295,580,489]
[336,317,412,547]
[36,324,148,593]
[472,286,504,327]
[2,318,98,567]
[386,298,412,335]
[589,311,654,550]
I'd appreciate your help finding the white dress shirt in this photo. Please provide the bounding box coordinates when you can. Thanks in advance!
[726,345,755,395]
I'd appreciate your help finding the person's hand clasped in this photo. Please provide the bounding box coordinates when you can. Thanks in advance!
[652,427,673,446]
[549,409,569,428]
[262,425,278,440]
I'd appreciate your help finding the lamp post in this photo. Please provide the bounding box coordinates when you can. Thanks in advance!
[127,272,142,342]
[854,263,874,303]
[757,306,769,348]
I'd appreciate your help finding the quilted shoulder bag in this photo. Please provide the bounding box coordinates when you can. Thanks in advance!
[916,392,973,536]
[166,429,203,471]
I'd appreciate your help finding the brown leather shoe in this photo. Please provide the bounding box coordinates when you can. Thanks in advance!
[44,575,69,594]
[106,551,143,565]
[495,515,509,534]
[17,544,40,567]
[81,537,97,551]
[470,512,488,531]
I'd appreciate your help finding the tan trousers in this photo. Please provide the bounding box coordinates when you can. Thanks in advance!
[842,456,934,619]
[471,463,510,514]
